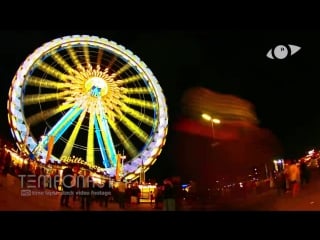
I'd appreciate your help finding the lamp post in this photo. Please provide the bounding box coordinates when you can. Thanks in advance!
[140,159,145,184]
[201,113,221,147]
[121,154,126,177]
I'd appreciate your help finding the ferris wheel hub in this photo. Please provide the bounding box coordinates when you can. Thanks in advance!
[85,77,108,97]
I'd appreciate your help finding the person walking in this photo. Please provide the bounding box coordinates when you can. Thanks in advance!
[60,164,74,207]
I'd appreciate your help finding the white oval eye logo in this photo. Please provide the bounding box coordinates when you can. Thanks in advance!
[266,44,301,59]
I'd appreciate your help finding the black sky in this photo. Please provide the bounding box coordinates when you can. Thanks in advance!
[0,30,319,177]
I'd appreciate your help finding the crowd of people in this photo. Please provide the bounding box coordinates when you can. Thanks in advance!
[274,159,311,197]
[1,146,189,211]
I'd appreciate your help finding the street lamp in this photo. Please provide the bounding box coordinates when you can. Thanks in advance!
[201,113,221,147]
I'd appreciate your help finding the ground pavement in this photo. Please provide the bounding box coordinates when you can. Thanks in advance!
[223,169,320,211]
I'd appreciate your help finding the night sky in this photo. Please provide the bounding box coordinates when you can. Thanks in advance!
[1,30,319,179]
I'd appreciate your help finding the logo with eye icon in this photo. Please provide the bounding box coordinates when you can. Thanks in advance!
[266,44,301,59]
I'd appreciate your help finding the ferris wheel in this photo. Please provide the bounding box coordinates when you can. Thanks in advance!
[7,35,168,180]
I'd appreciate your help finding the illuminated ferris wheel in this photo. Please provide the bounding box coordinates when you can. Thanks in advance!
[7,35,168,180]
